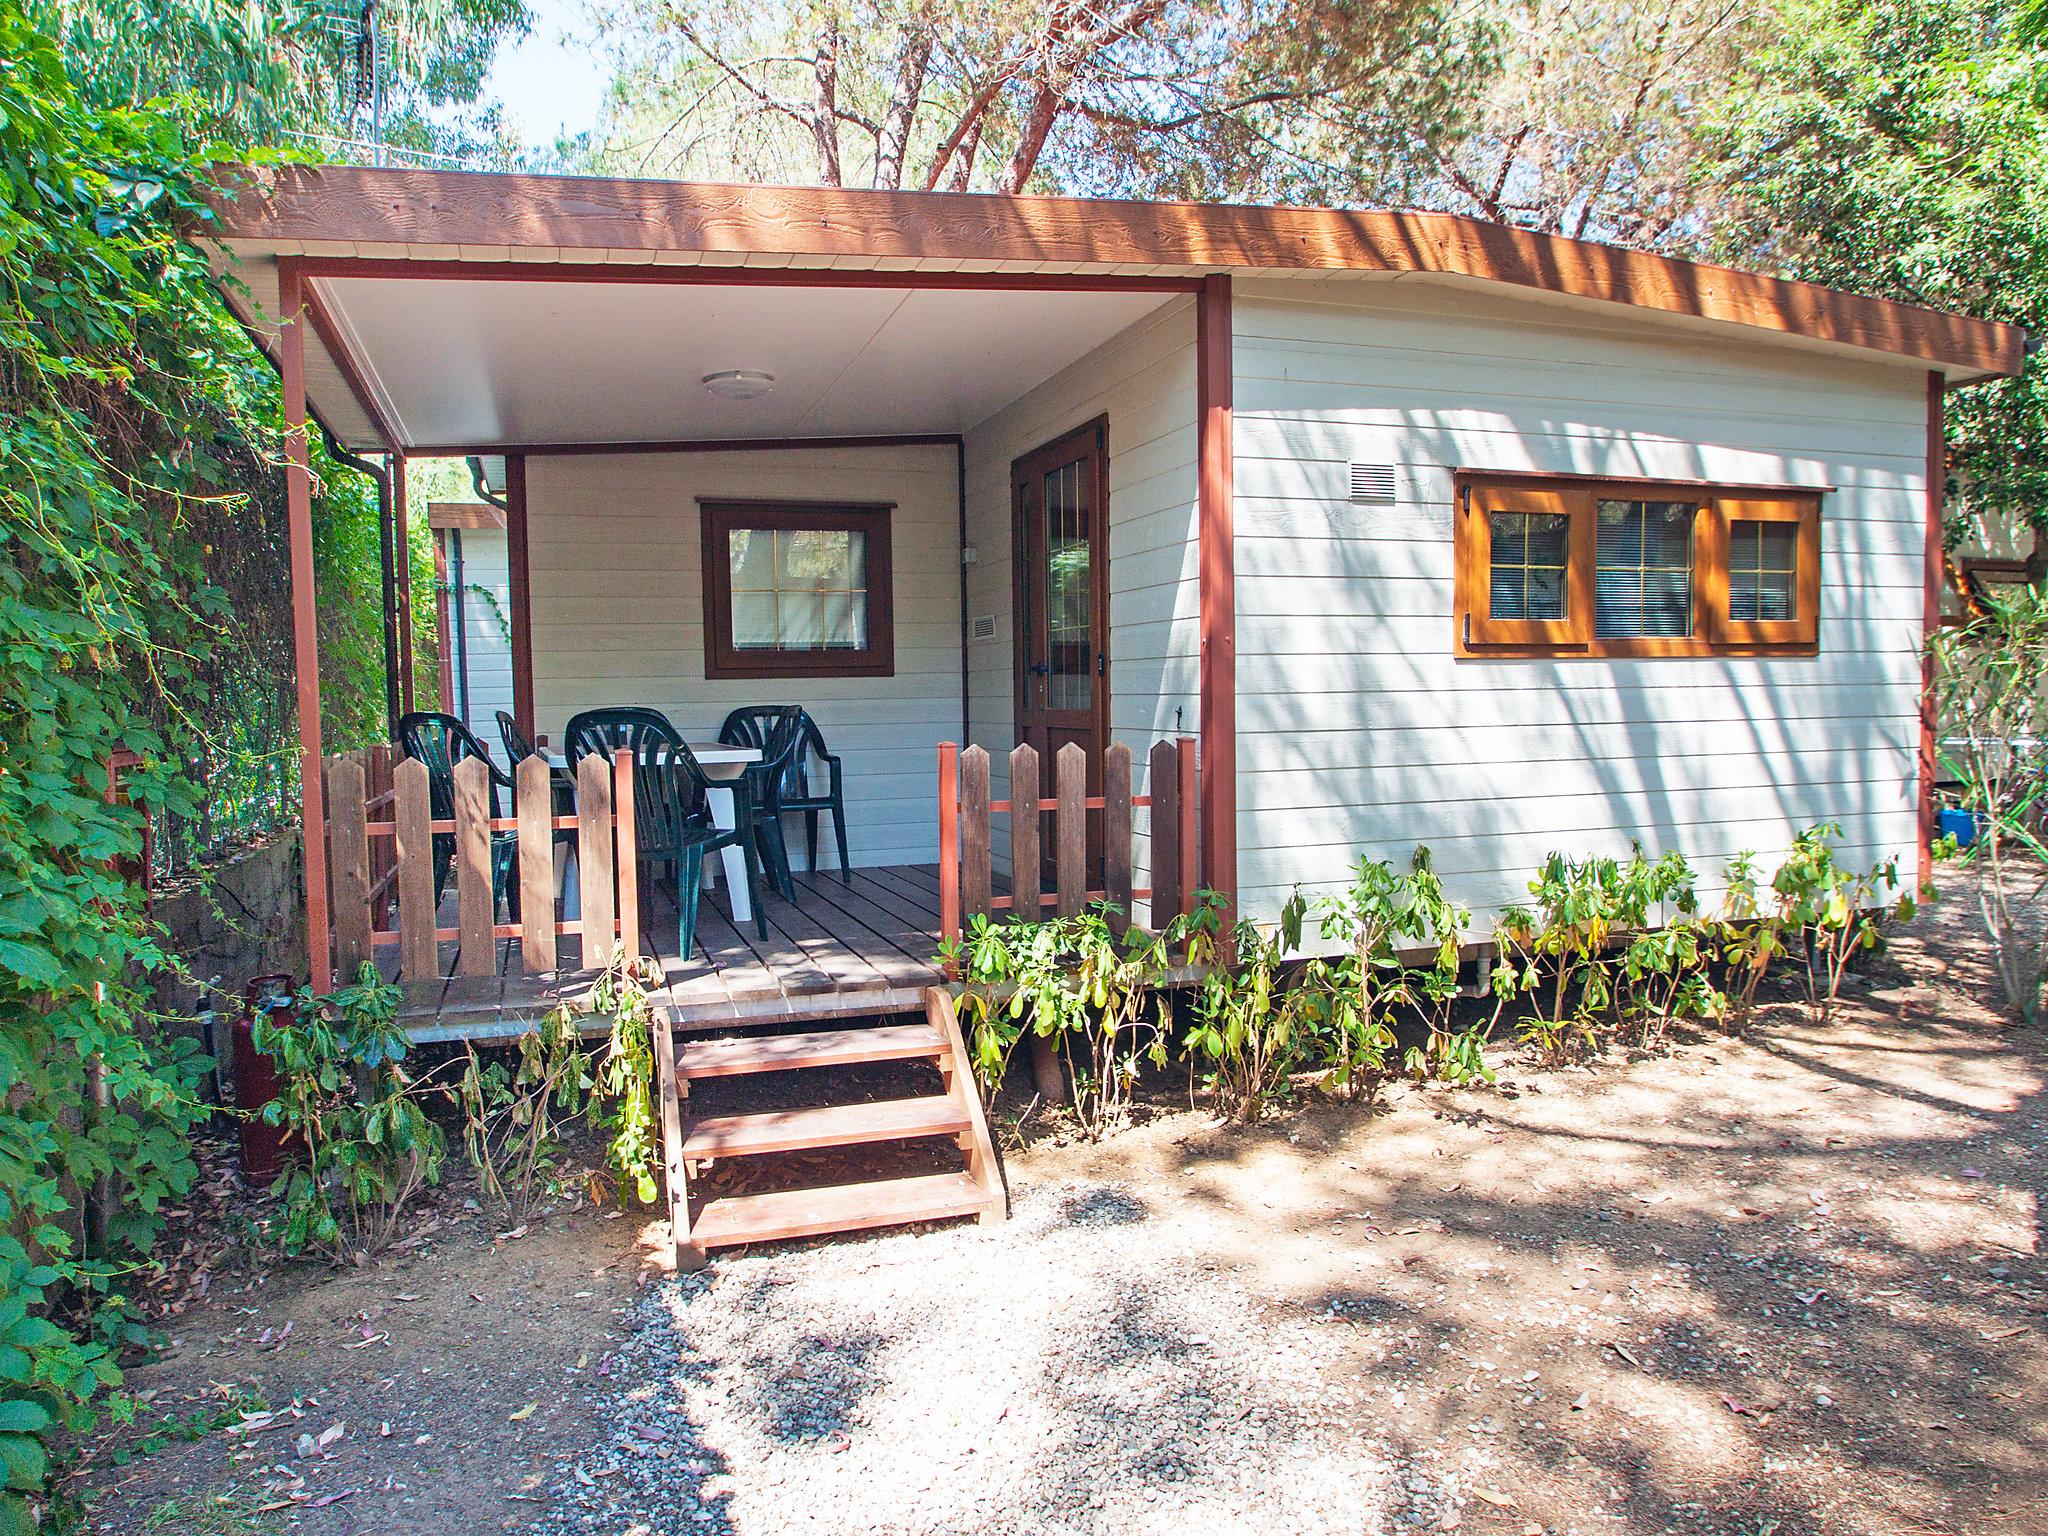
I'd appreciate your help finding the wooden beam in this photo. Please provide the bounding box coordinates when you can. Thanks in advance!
[1920,369,1946,888]
[207,165,2026,377]
[1196,274,1236,916]
[277,259,333,994]
[506,453,535,739]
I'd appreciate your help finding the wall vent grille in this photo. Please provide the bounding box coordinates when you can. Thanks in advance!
[970,614,998,641]
[1349,462,1398,505]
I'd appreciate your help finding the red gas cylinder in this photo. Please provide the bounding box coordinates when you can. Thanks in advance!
[234,974,296,1184]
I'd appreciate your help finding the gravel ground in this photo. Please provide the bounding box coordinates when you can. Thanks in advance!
[79,886,2047,1535]
[533,1179,1489,1536]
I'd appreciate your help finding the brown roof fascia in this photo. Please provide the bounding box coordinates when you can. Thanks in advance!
[201,163,2026,378]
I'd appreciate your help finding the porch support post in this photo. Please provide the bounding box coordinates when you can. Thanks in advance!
[506,453,536,738]
[1195,273,1237,915]
[392,453,415,713]
[433,528,455,712]
[278,259,333,993]
[1919,369,1945,888]
[374,454,400,737]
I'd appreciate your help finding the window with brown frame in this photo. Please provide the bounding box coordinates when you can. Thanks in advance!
[699,499,895,679]
[1454,473,1822,658]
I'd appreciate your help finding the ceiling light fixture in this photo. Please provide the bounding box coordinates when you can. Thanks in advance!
[701,369,777,401]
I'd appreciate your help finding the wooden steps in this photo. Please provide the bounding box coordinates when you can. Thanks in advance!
[650,988,1005,1267]
[675,1022,945,1079]
[683,1095,968,1158]
[692,1172,989,1248]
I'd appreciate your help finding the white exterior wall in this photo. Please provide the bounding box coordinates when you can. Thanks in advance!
[962,297,1197,912]
[1231,276,1928,923]
[525,444,962,867]
[447,528,515,747]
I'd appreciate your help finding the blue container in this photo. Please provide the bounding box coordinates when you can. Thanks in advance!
[1937,807,1979,849]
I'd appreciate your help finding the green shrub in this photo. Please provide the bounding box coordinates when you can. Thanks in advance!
[257,967,446,1260]
[1185,893,1319,1122]
[946,902,1182,1138]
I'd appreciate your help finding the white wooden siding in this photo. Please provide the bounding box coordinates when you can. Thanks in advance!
[447,528,515,747]
[1232,278,1929,922]
[961,297,1198,921]
[525,445,962,867]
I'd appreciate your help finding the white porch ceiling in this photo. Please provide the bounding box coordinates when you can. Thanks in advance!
[311,276,1177,450]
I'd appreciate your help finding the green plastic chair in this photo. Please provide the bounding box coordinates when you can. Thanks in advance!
[395,711,518,918]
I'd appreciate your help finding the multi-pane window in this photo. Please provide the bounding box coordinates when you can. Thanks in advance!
[700,501,894,678]
[1594,499,1698,639]
[1456,474,1821,656]
[728,527,869,651]
[1488,511,1569,621]
[1727,519,1799,622]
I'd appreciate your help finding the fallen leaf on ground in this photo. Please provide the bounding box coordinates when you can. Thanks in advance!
[1473,1487,1517,1507]
[1608,1342,1646,1369]
[509,1402,537,1421]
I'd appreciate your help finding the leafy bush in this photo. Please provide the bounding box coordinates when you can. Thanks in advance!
[256,968,446,1260]
[1305,849,1480,1090]
[588,956,663,1205]
[1767,823,1913,1022]
[1185,894,1319,1122]
[1930,589,2048,1021]
[457,1005,595,1221]
[946,903,1183,1138]
[1493,846,1707,1056]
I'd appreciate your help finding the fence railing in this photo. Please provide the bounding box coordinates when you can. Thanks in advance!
[322,747,639,1000]
[936,737,1198,945]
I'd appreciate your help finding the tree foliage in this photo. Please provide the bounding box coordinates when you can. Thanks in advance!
[1692,0,2048,534]
[593,0,1478,194]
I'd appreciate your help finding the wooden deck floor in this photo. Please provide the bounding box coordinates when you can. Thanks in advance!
[400,864,965,1040]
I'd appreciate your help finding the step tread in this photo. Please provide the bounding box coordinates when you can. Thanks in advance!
[692,1171,990,1249]
[676,1023,946,1079]
[683,1094,970,1158]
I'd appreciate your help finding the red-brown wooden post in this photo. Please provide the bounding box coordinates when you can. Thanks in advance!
[367,744,394,928]
[614,747,639,962]
[937,742,960,946]
[328,756,371,981]
[392,757,437,988]
[961,746,992,922]
[515,755,555,973]
[1103,743,1133,934]
[453,756,494,977]
[1008,744,1041,923]
[1196,273,1236,921]
[277,258,333,992]
[1920,369,1945,889]
[507,454,536,741]
[392,452,415,714]
[1054,742,1086,918]
[1148,738,1181,930]
[576,752,615,969]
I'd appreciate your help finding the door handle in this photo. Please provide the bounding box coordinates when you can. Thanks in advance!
[1029,663,1050,676]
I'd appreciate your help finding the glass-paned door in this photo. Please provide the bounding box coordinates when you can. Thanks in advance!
[1013,418,1109,878]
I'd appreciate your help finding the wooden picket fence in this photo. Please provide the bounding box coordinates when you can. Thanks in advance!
[936,737,1199,945]
[322,746,639,998]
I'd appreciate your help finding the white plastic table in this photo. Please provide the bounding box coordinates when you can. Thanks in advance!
[546,744,764,923]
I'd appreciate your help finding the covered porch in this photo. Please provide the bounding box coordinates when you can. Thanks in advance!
[213,166,1240,1027]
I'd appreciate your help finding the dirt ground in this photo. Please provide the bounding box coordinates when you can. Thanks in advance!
[75,888,2046,1535]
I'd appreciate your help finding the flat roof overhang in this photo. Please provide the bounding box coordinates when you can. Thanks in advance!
[200,164,2026,454]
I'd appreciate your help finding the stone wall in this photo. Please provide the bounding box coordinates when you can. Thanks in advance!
[153,831,305,1007]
